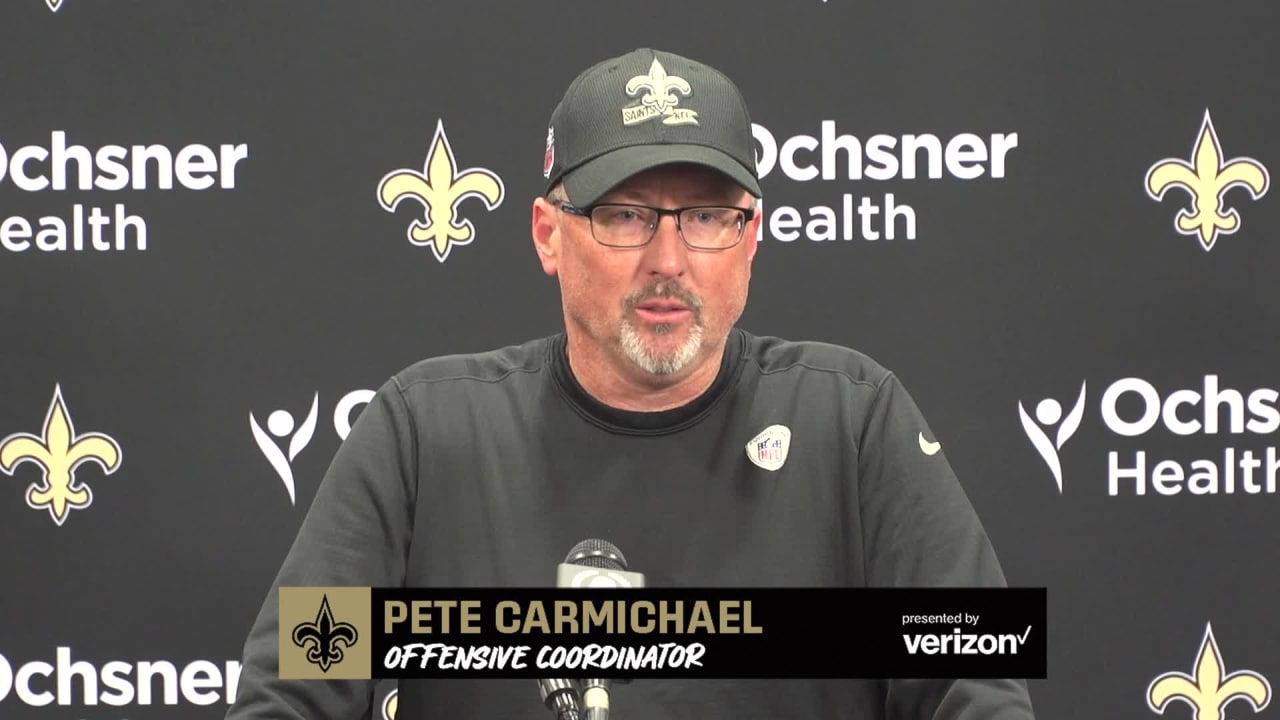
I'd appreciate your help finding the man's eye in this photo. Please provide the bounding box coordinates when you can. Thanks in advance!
[688,209,735,226]
[600,208,647,224]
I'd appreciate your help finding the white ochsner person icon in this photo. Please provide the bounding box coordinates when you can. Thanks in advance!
[1018,382,1087,493]
[250,394,319,505]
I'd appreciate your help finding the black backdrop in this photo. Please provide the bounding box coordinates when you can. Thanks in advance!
[2,2,1277,719]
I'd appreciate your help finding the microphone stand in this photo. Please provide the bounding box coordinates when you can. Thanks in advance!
[538,678,583,720]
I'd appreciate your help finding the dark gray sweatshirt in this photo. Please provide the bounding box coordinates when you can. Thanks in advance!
[226,328,1035,719]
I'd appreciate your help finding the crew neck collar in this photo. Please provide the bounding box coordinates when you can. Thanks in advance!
[548,328,747,435]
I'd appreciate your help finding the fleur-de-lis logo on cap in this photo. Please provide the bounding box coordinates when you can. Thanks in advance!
[0,385,121,526]
[623,58,698,127]
[1147,622,1271,720]
[1145,110,1269,252]
[378,120,505,263]
[292,595,359,673]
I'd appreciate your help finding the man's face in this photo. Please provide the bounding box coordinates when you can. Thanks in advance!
[534,163,761,379]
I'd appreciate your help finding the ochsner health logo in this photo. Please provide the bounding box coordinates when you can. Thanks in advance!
[0,131,248,253]
[751,121,1018,243]
[0,647,241,710]
[1020,375,1280,496]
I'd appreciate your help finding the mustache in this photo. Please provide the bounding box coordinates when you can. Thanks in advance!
[623,282,704,313]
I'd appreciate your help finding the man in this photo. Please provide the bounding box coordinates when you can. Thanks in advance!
[226,48,1036,719]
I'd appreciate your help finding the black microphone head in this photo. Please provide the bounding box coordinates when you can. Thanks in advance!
[565,539,627,571]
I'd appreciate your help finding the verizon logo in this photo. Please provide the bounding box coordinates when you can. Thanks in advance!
[903,626,1032,655]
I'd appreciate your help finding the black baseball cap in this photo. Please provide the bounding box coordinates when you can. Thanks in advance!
[542,48,762,206]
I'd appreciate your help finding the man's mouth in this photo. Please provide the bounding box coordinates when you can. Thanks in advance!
[633,299,694,323]
[636,301,689,312]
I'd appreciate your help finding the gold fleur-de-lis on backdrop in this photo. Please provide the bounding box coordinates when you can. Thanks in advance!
[292,595,359,673]
[0,385,122,526]
[625,58,692,114]
[1146,110,1270,251]
[377,120,505,263]
[1148,622,1271,720]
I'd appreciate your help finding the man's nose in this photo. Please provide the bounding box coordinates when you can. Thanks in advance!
[642,212,688,276]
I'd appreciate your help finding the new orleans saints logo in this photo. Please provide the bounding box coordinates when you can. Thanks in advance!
[292,595,359,673]
[0,385,122,526]
[1145,110,1269,252]
[1147,622,1270,720]
[377,120,505,263]
[623,58,698,127]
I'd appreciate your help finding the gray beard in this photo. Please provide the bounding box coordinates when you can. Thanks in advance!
[619,318,704,375]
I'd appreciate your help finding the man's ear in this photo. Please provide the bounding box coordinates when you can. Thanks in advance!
[531,197,560,276]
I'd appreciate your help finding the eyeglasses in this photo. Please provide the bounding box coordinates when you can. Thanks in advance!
[553,201,755,250]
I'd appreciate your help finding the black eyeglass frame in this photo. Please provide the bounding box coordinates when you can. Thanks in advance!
[551,200,756,250]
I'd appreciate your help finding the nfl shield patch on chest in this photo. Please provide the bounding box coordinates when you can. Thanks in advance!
[746,424,791,471]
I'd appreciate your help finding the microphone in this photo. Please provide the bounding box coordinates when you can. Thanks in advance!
[558,539,645,720]
[537,538,624,720]
[556,538,645,589]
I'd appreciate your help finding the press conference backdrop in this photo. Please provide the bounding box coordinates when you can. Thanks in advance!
[2,0,1277,718]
